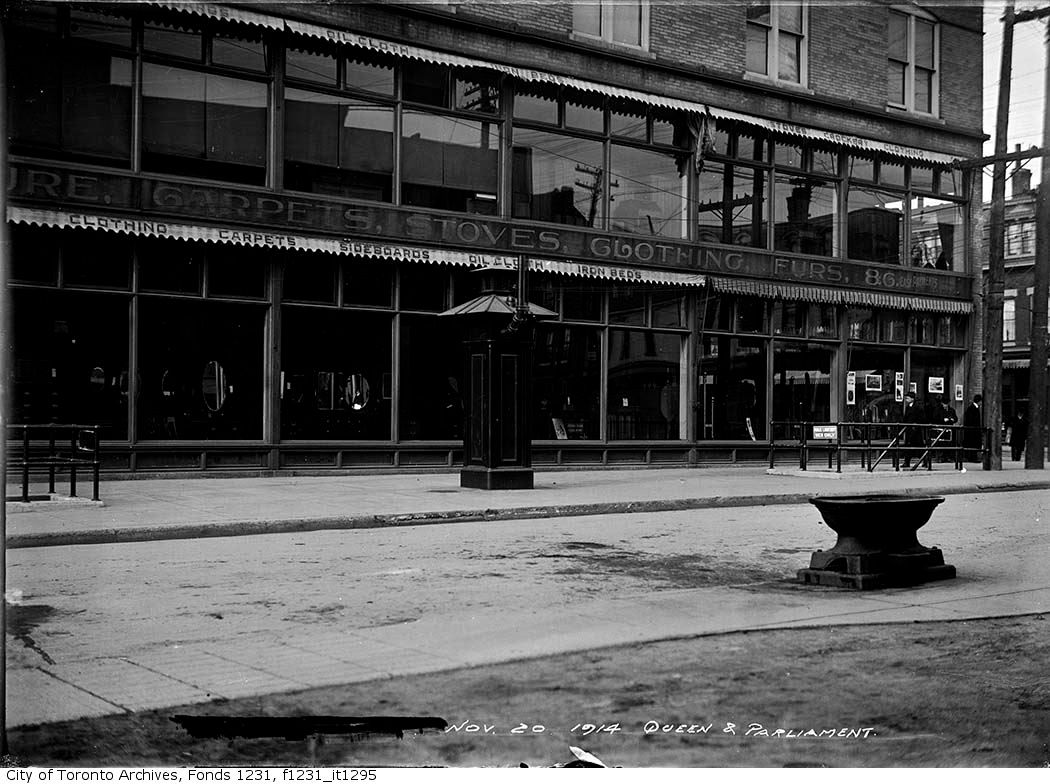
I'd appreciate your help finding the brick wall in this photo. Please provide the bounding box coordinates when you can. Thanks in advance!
[265,1,982,156]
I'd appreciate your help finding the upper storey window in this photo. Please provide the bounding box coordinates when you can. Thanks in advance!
[746,1,806,85]
[887,8,938,115]
[573,0,649,49]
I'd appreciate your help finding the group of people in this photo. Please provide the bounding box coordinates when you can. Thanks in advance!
[899,392,984,467]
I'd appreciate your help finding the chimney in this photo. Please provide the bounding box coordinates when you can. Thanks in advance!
[1013,144,1033,197]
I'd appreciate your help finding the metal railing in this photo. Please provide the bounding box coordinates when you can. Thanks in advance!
[7,423,102,502]
[768,421,988,473]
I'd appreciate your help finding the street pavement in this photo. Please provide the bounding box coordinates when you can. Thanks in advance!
[5,460,1050,729]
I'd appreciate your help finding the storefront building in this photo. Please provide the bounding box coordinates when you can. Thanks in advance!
[4,2,984,473]
[992,164,1047,421]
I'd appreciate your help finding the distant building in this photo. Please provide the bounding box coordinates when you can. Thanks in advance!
[987,159,1044,420]
[4,1,983,474]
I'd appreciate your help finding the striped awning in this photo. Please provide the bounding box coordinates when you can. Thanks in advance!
[149,3,958,165]
[1002,358,1050,370]
[149,2,284,29]
[706,276,972,314]
[8,205,502,268]
[8,205,705,287]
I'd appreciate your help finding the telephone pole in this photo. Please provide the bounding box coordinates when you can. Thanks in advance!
[1024,7,1050,468]
[983,0,1017,471]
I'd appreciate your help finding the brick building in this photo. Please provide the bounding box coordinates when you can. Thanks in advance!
[3,1,984,474]
[993,161,1045,422]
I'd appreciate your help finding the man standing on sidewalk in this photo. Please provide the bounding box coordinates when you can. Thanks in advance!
[962,394,983,462]
[1009,408,1028,462]
[902,392,926,469]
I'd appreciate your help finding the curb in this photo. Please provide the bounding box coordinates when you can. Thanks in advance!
[8,480,1050,549]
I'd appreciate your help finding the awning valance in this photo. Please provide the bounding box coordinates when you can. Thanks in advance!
[8,206,499,268]
[150,3,957,165]
[7,206,705,288]
[1002,358,1050,370]
[282,19,714,116]
[149,2,284,30]
[706,276,972,314]
[705,107,957,165]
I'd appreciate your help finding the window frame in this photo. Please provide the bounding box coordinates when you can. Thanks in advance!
[887,7,940,116]
[572,0,651,51]
[745,1,809,87]
[1003,297,1017,344]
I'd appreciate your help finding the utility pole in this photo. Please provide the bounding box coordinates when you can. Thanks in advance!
[1024,8,1050,468]
[0,16,9,756]
[983,0,1016,471]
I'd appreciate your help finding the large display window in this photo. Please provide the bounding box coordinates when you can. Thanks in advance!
[137,299,265,440]
[280,309,392,440]
[533,325,601,440]
[697,336,766,441]
[9,289,130,439]
[846,347,905,423]
[607,329,684,440]
[399,316,465,440]
[772,341,833,424]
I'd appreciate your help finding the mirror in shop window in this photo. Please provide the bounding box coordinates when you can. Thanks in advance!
[345,373,370,411]
[201,360,228,413]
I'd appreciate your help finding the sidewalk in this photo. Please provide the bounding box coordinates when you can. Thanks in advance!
[7,460,1050,548]
[5,462,1050,730]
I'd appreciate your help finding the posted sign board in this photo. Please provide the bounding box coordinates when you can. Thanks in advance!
[812,425,838,440]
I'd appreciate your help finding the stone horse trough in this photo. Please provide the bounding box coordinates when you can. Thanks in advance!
[798,494,956,590]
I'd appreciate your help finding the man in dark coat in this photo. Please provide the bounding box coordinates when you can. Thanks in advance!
[901,392,926,469]
[962,394,983,462]
[1009,409,1028,462]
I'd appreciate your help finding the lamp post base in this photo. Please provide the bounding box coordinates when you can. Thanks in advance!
[460,465,534,490]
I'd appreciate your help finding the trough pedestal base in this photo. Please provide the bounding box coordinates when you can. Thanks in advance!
[798,547,956,590]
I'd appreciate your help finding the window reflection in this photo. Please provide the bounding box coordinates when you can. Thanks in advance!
[213,31,266,72]
[533,325,601,439]
[696,336,766,440]
[773,342,832,424]
[346,54,395,95]
[70,9,133,47]
[512,128,604,226]
[608,330,683,440]
[9,25,132,166]
[139,300,264,439]
[772,301,807,336]
[609,285,646,325]
[286,46,337,85]
[847,185,903,264]
[9,289,130,438]
[402,112,499,213]
[774,175,837,256]
[910,197,963,270]
[847,307,876,341]
[846,347,904,423]
[142,64,267,184]
[697,162,767,247]
[285,90,394,201]
[609,145,687,238]
[399,316,463,440]
[144,21,202,60]
[281,309,392,440]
